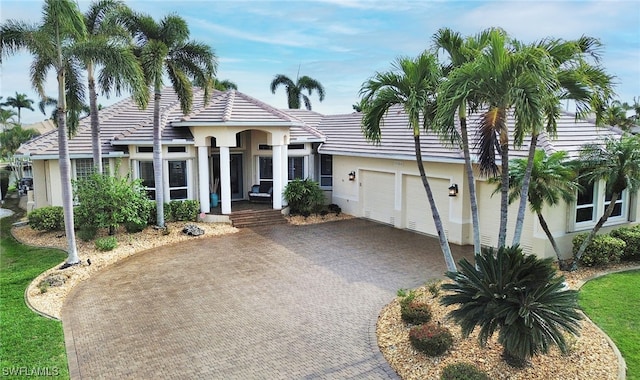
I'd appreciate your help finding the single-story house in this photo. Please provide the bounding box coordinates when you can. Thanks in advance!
[17,87,638,260]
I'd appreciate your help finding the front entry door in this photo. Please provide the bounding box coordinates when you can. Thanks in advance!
[212,153,244,200]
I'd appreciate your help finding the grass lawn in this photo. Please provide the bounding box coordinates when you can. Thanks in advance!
[579,269,640,380]
[0,195,69,379]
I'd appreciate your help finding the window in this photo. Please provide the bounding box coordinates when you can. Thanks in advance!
[259,157,273,180]
[137,146,153,153]
[168,146,186,153]
[75,158,109,181]
[168,160,188,200]
[259,156,307,181]
[288,157,304,180]
[319,155,333,187]
[574,178,629,230]
[139,161,155,200]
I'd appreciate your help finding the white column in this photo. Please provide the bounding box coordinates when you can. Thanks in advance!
[281,145,288,206]
[272,145,283,209]
[197,146,210,213]
[220,146,232,214]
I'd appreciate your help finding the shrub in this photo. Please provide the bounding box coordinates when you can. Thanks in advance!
[284,178,325,216]
[409,322,453,356]
[28,206,64,231]
[398,289,432,324]
[77,227,98,242]
[327,203,342,215]
[124,220,147,233]
[74,172,151,234]
[168,200,200,222]
[610,226,640,260]
[441,245,582,367]
[95,236,117,251]
[440,363,490,380]
[572,233,625,267]
[0,170,9,200]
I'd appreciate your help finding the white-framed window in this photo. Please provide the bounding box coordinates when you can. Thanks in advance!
[74,158,109,181]
[258,156,308,181]
[319,154,333,188]
[168,160,188,200]
[138,161,156,200]
[573,178,629,231]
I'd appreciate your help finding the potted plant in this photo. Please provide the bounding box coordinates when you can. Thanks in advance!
[210,178,220,207]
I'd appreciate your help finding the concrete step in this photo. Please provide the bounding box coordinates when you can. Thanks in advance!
[229,209,287,228]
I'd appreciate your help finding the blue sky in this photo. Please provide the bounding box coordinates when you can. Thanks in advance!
[1,0,639,125]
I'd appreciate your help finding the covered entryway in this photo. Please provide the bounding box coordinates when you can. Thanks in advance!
[212,153,244,200]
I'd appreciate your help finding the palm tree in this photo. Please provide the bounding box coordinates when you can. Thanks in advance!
[510,36,613,246]
[270,73,325,110]
[603,100,635,131]
[1,0,87,265]
[359,52,457,272]
[127,12,217,228]
[0,125,40,157]
[496,150,580,266]
[73,0,148,173]
[433,27,495,256]
[0,108,18,131]
[437,29,556,247]
[441,245,582,367]
[214,79,237,91]
[573,135,640,268]
[2,92,34,123]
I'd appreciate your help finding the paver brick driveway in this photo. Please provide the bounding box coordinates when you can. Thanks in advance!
[62,218,473,379]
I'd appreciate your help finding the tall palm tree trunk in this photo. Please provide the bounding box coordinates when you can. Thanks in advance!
[498,142,509,248]
[153,87,165,227]
[573,191,620,267]
[512,133,538,246]
[414,134,457,272]
[87,61,102,173]
[459,108,480,256]
[536,212,563,263]
[56,30,79,265]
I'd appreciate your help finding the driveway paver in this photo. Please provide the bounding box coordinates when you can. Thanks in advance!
[62,218,473,379]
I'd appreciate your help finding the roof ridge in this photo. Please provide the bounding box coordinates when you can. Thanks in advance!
[183,89,224,121]
[235,92,297,122]
[222,90,236,122]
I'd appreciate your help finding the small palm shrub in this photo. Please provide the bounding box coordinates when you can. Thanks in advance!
[409,322,453,356]
[398,289,432,324]
[440,362,489,380]
[441,245,582,368]
[572,233,625,267]
[28,206,64,231]
[610,226,640,260]
[95,236,117,251]
[284,178,325,216]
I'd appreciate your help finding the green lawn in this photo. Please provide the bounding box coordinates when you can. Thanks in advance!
[579,269,640,380]
[0,195,69,379]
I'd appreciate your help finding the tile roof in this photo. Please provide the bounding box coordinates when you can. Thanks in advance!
[316,105,623,162]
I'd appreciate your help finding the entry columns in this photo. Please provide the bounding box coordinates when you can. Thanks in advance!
[220,146,232,214]
[272,145,283,209]
[197,146,210,213]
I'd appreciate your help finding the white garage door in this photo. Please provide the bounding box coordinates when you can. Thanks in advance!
[362,170,395,225]
[404,175,450,237]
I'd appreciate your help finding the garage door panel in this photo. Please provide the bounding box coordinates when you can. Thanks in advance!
[404,176,449,237]
[362,171,395,225]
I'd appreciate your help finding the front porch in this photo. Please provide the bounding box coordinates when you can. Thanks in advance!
[202,200,287,228]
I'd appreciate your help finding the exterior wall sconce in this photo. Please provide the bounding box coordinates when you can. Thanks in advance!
[448,184,458,197]
[348,171,356,181]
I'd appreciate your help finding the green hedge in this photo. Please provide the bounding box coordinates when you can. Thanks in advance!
[441,363,490,380]
[572,233,625,267]
[610,226,640,260]
[28,206,64,231]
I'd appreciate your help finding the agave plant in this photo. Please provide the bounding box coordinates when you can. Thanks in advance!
[440,246,582,367]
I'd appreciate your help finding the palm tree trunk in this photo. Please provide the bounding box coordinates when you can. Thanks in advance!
[512,133,538,246]
[536,211,563,263]
[153,87,165,228]
[573,191,620,267]
[459,108,480,256]
[56,30,79,265]
[498,142,509,248]
[87,62,102,174]
[414,134,457,272]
